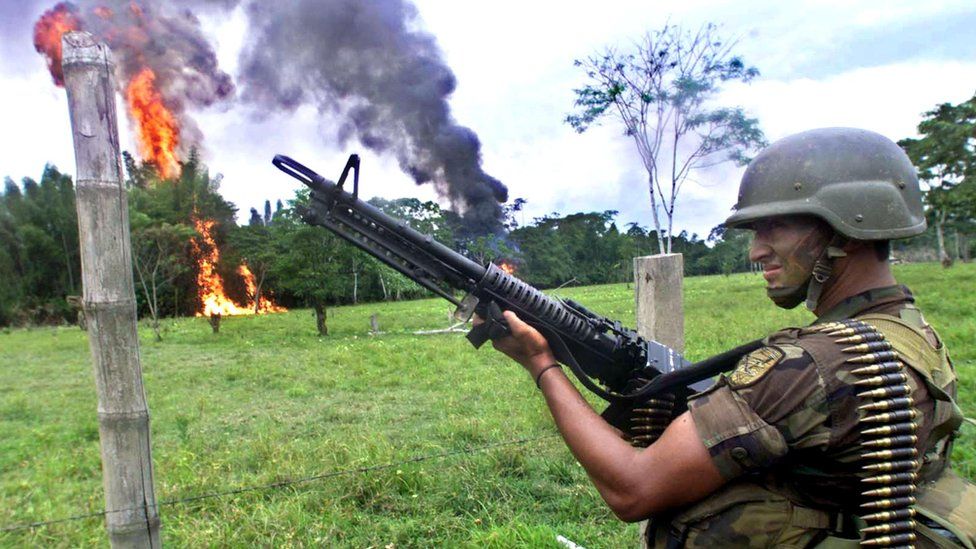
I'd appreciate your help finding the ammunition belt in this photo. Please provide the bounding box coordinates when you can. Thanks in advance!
[629,393,676,448]
[814,319,920,548]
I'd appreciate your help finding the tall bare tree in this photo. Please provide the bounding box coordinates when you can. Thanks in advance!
[131,219,195,341]
[567,23,766,254]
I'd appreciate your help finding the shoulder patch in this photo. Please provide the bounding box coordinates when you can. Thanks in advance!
[728,346,785,387]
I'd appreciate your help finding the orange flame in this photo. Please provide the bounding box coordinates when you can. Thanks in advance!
[238,264,287,314]
[33,2,81,87]
[190,218,285,317]
[125,67,181,179]
[499,261,516,275]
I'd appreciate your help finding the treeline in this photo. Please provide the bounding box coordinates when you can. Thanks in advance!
[0,155,753,329]
[0,155,970,329]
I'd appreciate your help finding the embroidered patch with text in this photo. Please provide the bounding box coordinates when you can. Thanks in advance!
[728,346,784,387]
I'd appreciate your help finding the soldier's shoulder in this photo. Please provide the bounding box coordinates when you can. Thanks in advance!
[768,325,850,364]
[726,336,812,388]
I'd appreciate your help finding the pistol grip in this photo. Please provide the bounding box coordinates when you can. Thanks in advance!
[466,301,511,348]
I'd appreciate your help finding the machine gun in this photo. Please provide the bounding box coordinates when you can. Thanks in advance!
[273,154,762,423]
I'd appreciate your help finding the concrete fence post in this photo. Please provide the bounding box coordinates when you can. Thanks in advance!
[633,253,684,548]
[62,31,161,547]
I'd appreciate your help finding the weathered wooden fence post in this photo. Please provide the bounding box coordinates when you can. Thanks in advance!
[62,31,161,548]
[633,253,684,548]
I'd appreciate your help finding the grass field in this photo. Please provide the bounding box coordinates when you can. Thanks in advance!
[1,263,973,547]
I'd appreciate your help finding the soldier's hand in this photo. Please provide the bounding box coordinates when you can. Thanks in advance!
[474,310,558,380]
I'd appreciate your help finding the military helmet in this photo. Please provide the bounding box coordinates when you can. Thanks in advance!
[725,127,926,240]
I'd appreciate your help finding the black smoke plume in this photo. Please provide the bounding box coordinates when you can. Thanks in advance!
[33,0,506,231]
[236,0,507,233]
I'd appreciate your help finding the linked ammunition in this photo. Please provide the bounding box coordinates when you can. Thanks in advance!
[861,520,915,535]
[863,484,915,498]
[860,496,916,509]
[862,459,918,473]
[861,435,918,449]
[847,350,899,364]
[861,410,918,425]
[860,532,916,546]
[862,423,917,437]
[862,472,918,485]
[857,385,911,399]
[851,362,903,376]
[632,425,670,433]
[861,447,917,461]
[861,508,915,522]
[836,331,886,344]
[842,341,893,354]
[854,373,909,388]
[859,397,914,411]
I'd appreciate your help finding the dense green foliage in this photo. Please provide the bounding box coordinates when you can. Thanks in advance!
[0,263,972,546]
[898,94,976,264]
[0,165,80,326]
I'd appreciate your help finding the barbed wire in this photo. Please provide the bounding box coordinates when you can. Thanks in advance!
[1,434,559,534]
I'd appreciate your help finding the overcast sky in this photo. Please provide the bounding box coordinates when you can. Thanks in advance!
[2,0,975,240]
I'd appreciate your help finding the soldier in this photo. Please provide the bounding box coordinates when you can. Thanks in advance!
[486,128,975,547]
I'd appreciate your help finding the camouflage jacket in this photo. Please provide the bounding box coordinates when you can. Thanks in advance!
[648,286,975,548]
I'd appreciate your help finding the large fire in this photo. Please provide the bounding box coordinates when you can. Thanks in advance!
[191,218,285,317]
[33,2,81,87]
[125,68,181,179]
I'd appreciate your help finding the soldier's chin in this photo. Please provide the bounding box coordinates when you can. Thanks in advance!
[766,285,806,309]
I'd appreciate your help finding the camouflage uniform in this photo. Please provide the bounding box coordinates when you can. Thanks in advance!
[647,286,975,548]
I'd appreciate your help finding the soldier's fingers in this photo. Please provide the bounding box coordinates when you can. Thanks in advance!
[472,314,484,327]
[502,310,533,338]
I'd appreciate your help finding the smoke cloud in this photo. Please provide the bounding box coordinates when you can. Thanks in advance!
[33,0,506,231]
[237,0,508,232]
[74,0,235,157]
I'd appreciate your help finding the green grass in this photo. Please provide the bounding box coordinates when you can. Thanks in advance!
[1,263,973,547]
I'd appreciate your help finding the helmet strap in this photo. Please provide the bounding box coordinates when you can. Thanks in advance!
[804,235,848,311]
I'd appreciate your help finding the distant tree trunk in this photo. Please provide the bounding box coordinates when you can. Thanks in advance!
[353,270,358,304]
[61,231,76,293]
[936,209,952,267]
[648,173,665,255]
[150,281,161,342]
[379,274,388,300]
[133,257,162,342]
[314,301,328,335]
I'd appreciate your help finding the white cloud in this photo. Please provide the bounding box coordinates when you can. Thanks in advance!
[722,60,976,142]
